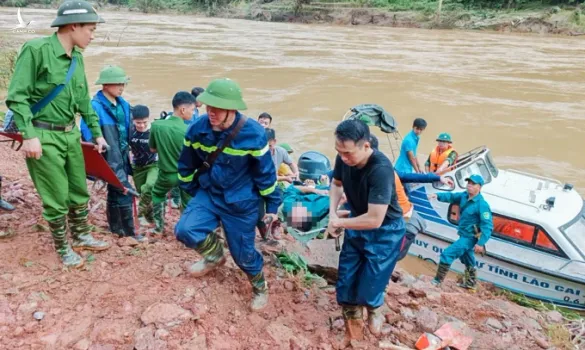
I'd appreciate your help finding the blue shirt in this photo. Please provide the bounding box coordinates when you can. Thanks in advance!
[437,191,493,246]
[394,130,419,174]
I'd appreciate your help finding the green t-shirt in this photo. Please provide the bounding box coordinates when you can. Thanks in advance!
[148,116,187,173]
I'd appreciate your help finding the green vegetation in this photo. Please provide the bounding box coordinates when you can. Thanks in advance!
[0,48,17,92]
[275,251,327,287]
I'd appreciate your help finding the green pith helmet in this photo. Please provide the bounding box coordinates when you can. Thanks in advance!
[197,78,247,111]
[95,65,129,85]
[436,132,452,143]
[279,143,294,153]
[51,0,105,28]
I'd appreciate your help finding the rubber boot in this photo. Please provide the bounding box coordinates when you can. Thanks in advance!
[120,205,146,242]
[188,231,226,277]
[48,217,84,268]
[458,268,470,286]
[248,271,268,312]
[152,201,165,234]
[69,204,110,252]
[106,203,124,236]
[366,307,385,337]
[0,199,14,211]
[431,263,450,286]
[342,305,364,342]
[0,178,14,211]
[170,187,180,209]
[458,266,478,291]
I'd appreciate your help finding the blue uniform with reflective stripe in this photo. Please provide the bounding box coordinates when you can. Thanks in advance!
[175,112,281,276]
[436,191,493,267]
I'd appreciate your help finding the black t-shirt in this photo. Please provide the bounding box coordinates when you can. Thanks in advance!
[129,126,158,167]
[332,150,402,224]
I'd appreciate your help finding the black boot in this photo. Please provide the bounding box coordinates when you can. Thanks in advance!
[0,176,14,211]
[431,263,450,286]
[119,205,146,242]
[106,203,124,236]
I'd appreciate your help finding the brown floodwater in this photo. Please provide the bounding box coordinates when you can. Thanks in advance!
[1,7,584,275]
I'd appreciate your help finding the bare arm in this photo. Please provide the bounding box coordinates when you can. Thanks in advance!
[435,160,450,174]
[329,179,344,220]
[407,151,421,173]
[336,203,387,230]
[289,162,299,177]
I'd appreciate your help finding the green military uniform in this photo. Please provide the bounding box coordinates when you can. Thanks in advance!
[5,0,109,268]
[149,115,191,232]
[133,163,158,222]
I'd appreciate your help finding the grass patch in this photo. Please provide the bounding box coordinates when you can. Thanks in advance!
[275,251,327,287]
[0,48,17,92]
[501,290,583,320]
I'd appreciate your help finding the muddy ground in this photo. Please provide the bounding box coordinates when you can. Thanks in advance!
[0,140,579,350]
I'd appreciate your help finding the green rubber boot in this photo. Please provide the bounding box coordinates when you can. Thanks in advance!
[431,263,450,286]
[458,266,478,291]
[69,204,110,252]
[188,231,226,277]
[48,217,84,268]
[249,271,268,312]
[152,201,165,234]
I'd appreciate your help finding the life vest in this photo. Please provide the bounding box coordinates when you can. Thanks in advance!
[395,173,413,218]
[429,146,457,173]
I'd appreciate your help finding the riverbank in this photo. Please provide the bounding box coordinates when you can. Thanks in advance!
[4,1,585,35]
[224,1,585,35]
[0,140,582,349]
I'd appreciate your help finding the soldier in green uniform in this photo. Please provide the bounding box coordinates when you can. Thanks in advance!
[5,0,110,268]
[149,91,195,233]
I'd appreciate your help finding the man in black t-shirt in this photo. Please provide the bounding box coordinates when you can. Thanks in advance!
[328,119,406,342]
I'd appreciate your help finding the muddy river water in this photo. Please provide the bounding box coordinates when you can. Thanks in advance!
[1,8,584,274]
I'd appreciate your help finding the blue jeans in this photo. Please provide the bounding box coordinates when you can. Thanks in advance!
[336,218,406,309]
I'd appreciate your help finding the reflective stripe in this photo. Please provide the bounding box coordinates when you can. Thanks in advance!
[178,171,196,182]
[259,182,277,196]
[190,142,269,157]
[184,139,191,147]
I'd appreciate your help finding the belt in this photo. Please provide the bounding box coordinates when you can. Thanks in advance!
[32,120,75,132]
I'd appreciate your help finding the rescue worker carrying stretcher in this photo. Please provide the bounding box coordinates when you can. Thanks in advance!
[428,174,493,290]
[175,78,281,311]
[5,0,110,268]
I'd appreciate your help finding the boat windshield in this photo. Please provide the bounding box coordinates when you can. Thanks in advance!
[485,151,499,178]
[455,159,493,188]
[564,214,585,256]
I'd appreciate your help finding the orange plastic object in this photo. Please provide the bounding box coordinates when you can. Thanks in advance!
[434,323,473,350]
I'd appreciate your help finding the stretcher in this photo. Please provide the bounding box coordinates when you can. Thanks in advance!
[0,131,138,197]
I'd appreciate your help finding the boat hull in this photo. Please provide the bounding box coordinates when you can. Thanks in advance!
[408,231,585,310]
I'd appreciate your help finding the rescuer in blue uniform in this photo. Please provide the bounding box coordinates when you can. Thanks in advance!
[175,78,281,312]
[428,174,493,290]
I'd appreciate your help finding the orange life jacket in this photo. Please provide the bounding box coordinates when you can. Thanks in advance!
[395,173,412,216]
[429,146,457,173]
